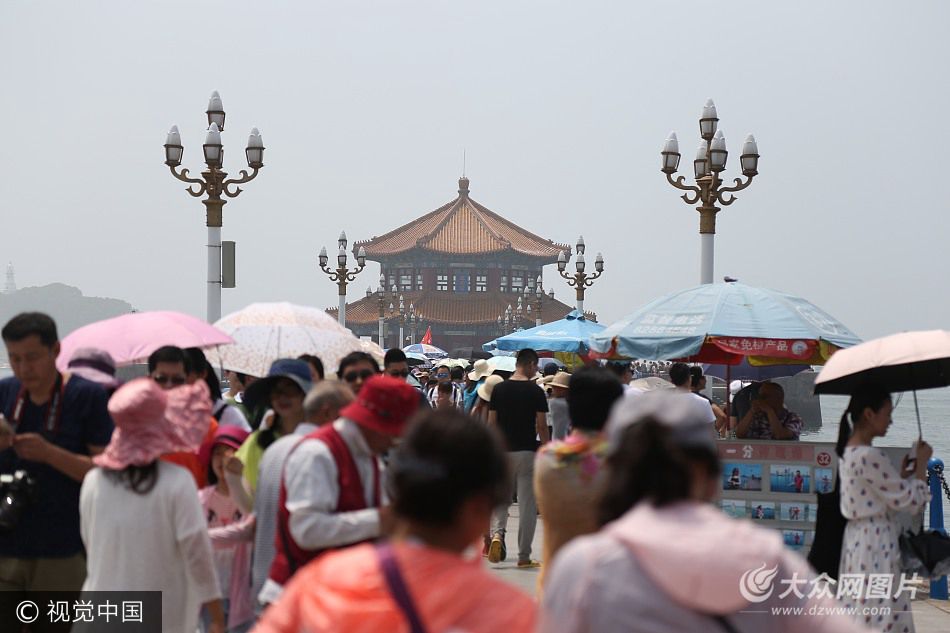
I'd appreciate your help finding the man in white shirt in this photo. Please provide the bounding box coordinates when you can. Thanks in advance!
[668,362,716,425]
[248,381,353,610]
[266,375,420,597]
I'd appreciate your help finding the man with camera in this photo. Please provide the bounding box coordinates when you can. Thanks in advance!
[0,313,113,623]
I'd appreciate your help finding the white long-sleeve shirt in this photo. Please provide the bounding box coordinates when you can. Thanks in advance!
[284,418,384,551]
[79,461,221,633]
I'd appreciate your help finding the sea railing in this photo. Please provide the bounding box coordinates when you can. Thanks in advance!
[928,458,948,600]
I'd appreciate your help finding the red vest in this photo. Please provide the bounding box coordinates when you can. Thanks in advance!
[268,424,380,585]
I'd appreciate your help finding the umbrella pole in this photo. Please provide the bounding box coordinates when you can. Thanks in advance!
[913,389,923,441]
[724,364,731,417]
[909,364,923,441]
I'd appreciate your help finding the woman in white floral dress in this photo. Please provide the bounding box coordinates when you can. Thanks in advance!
[838,387,932,633]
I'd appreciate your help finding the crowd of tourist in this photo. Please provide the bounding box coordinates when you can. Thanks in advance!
[0,310,933,632]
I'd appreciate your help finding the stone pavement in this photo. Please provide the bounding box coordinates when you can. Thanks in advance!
[486,502,950,631]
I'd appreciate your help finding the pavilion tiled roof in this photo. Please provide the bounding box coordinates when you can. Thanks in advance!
[354,178,570,260]
[330,291,579,326]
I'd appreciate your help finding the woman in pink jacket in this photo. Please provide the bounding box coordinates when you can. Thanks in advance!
[541,390,873,633]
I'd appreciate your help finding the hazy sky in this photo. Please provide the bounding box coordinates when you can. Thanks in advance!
[1,1,947,340]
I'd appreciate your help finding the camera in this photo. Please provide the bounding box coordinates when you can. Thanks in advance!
[0,470,37,531]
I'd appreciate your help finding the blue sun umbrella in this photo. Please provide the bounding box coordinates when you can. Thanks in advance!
[483,310,606,355]
[590,282,860,364]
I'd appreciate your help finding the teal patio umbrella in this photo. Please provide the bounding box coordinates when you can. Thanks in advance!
[483,310,606,355]
[590,282,860,365]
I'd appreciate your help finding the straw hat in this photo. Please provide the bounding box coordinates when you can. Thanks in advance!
[468,359,491,381]
[550,371,571,391]
[94,378,211,470]
[477,375,504,402]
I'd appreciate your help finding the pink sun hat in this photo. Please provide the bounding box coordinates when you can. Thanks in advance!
[94,377,212,470]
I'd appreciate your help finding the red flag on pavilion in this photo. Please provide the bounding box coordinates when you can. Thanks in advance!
[420,326,433,346]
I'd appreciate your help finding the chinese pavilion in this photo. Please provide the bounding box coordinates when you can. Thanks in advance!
[331,177,577,351]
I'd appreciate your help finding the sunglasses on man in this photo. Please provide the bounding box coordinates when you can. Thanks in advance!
[387,369,410,378]
[343,368,376,383]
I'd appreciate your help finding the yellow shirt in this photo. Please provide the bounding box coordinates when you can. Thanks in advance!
[235,427,282,493]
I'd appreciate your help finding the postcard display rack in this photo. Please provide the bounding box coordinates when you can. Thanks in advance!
[717,440,917,553]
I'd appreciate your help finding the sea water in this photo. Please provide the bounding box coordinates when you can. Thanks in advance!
[808,389,950,529]
[807,388,950,461]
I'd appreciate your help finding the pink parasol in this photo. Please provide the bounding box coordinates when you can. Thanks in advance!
[57,311,233,370]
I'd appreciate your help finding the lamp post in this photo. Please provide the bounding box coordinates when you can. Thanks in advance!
[388,294,408,348]
[408,306,417,345]
[376,274,386,345]
[533,277,543,326]
[661,99,760,284]
[318,231,366,327]
[514,296,527,331]
[397,297,406,347]
[557,235,605,314]
[164,91,265,323]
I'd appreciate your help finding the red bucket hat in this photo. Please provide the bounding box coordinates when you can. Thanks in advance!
[340,374,420,437]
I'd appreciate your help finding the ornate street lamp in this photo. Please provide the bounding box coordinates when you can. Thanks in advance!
[376,274,387,345]
[408,305,417,345]
[397,297,406,347]
[164,91,265,322]
[557,235,605,314]
[388,295,409,348]
[533,276,543,326]
[319,231,366,326]
[661,98,759,284]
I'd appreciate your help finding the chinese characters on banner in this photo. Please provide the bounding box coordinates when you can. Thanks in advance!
[710,336,816,360]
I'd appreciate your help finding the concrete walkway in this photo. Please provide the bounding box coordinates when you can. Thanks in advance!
[486,503,950,631]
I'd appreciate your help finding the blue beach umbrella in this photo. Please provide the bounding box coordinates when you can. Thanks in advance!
[590,282,860,364]
[484,310,606,355]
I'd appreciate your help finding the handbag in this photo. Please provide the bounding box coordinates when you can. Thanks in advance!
[899,529,950,578]
[377,542,428,633]
[807,417,850,579]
